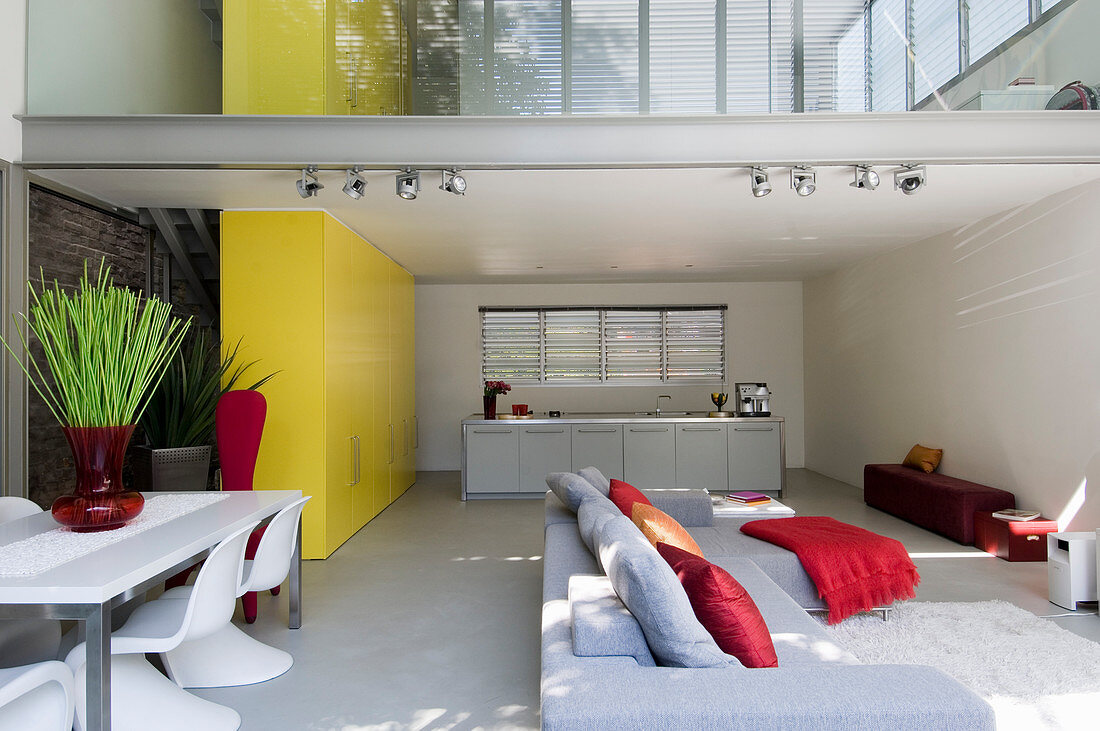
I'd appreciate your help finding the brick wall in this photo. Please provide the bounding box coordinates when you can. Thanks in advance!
[26,188,154,508]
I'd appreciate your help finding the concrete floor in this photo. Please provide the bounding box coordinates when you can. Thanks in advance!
[194,468,1099,730]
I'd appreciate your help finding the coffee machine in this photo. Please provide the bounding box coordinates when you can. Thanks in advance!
[736,383,772,417]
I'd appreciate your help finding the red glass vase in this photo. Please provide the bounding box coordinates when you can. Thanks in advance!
[52,425,144,532]
[483,394,497,420]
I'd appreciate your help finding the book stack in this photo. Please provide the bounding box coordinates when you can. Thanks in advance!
[726,491,771,506]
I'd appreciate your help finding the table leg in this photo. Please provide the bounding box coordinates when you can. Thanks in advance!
[289,521,302,629]
[86,601,112,731]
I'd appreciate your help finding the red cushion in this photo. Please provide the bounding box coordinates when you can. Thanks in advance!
[656,542,779,668]
[609,478,651,517]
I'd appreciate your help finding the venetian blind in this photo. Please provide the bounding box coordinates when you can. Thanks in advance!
[481,306,726,384]
[650,0,718,114]
[911,0,960,102]
[967,0,1029,62]
[571,0,640,114]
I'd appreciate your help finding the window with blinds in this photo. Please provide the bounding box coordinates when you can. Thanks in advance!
[650,0,718,115]
[870,0,908,111]
[911,0,959,102]
[481,306,726,384]
[571,0,640,114]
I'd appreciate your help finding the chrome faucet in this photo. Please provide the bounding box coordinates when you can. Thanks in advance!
[656,395,672,417]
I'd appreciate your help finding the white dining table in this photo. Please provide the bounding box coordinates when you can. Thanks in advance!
[0,489,304,731]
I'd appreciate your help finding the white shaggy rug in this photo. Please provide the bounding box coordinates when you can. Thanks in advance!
[827,601,1100,730]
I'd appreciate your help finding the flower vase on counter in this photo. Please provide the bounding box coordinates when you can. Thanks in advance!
[483,380,511,419]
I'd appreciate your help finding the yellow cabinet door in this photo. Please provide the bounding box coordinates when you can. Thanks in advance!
[368,245,394,514]
[323,217,359,555]
[220,212,328,559]
[351,234,377,527]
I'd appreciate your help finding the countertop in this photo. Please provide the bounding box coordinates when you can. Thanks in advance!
[462,412,784,425]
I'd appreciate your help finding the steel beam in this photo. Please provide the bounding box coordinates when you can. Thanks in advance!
[17,112,1100,170]
[147,208,217,318]
[186,209,220,264]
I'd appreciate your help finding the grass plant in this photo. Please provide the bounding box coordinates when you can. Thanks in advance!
[0,260,189,427]
[140,328,276,449]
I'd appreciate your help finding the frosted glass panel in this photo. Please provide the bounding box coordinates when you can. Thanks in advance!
[968,0,1029,61]
[572,0,639,114]
[650,0,717,114]
[912,0,959,102]
[870,0,907,111]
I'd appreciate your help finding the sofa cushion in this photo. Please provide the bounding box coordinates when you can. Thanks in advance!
[641,489,715,527]
[903,444,943,473]
[609,478,651,517]
[568,575,656,667]
[632,503,704,557]
[546,472,604,513]
[656,543,778,668]
[596,515,735,669]
[577,497,622,566]
[577,466,611,496]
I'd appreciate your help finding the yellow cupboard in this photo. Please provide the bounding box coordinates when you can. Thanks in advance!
[220,211,415,559]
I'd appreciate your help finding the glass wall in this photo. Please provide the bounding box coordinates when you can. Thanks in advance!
[431,0,1069,115]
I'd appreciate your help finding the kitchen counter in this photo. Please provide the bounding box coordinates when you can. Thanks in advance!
[461,413,785,500]
[462,413,785,425]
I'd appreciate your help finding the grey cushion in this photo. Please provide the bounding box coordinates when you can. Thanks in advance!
[642,489,715,527]
[577,466,611,496]
[569,575,655,666]
[546,472,603,513]
[596,515,736,669]
[544,492,576,527]
[576,498,621,565]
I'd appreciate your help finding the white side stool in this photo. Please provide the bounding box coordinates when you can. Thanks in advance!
[1047,531,1098,610]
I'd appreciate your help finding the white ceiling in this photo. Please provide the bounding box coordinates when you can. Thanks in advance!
[37,164,1100,283]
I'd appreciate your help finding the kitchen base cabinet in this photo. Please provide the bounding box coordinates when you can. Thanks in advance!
[570,425,624,481]
[519,427,572,493]
[623,426,676,489]
[728,423,784,494]
[675,424,728,491]
[465,427,519,494]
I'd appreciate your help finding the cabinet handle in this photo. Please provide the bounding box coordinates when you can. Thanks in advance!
[472,429,515,434]
[413,416,419,448]
[403,418,409,456]
[629,427,669,432]
[525,428,565,434]
[389,424,395,464]
[734,426,775,432]
[354,435,361,485]
[351,64,358,107]
[682,427,722,432]
[577,428,618,433]
[347,436,356,485]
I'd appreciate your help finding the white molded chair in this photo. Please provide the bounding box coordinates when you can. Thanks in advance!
[0,660,75,731]
[161,497,310,688]
[0,498,62,669]
[65,522,257,731]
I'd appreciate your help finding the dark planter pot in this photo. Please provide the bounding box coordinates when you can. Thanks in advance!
[132,445,213,492]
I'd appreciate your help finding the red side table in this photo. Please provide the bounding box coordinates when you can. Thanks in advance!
[973,512,1059,561]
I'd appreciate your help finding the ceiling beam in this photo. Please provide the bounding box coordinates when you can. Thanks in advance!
[17,112,1100,170]
[186,209,220,263]
[146,208,218,319]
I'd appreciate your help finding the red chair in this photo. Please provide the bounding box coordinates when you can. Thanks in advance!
[165,391,270,623]
[216,390,270,623]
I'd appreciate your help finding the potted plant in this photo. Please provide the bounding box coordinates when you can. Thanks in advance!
[0,261,188,531]
[133,327,275,492]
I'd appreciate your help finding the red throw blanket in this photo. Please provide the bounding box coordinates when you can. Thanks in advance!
[740,517,920,624]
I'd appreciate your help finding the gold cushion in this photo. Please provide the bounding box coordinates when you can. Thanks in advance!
[903,444,943,473]
[631,503,705,558]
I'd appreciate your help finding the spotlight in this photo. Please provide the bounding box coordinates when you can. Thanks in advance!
[396,170,420,200]
[440,169,467,196]
[850,165,880,191]
[790,167,816,197]
[342,168,367,200]
[894,165,926,195]
[750,167,772,198]
[296,166,323,199]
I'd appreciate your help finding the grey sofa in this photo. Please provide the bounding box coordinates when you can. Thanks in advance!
[541,471,995,730]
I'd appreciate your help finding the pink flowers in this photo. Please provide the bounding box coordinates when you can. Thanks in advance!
[484,380,512,397]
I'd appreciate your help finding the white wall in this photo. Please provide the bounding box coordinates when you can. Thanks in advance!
[415,281,805,472]
[919,0,1100,110]
[0,0,26,161]
[26,0,221,114]
[804,178,1100,531]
